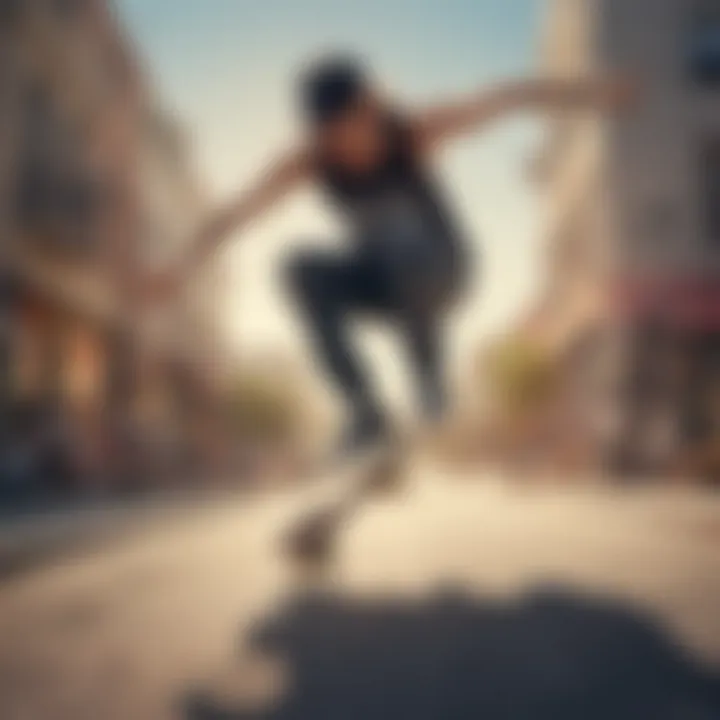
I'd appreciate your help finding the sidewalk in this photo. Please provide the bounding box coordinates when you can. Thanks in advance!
[0,489,241,580]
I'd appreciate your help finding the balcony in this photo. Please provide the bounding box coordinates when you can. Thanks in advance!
[52,0,91,22]
[15,156,108,258]
[0,0,22,29]
[13,79,110,257]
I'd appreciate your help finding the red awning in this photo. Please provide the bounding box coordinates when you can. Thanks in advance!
[612,276,720,330]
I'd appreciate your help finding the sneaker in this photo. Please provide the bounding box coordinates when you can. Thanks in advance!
[420,379,447,426]
[336,405,388,459]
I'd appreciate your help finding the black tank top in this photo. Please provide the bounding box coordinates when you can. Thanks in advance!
[315,114,465,256]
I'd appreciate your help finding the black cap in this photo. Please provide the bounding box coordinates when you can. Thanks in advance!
[299,55,368,125]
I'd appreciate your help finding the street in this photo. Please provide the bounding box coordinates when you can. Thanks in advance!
[1,471,719,719]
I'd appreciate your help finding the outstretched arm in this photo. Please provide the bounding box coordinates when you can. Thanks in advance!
[149,148,310,298]
[414,74,638,153]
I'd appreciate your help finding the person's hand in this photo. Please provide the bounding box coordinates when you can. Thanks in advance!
[143,269,184,306]
[598,73,643,112]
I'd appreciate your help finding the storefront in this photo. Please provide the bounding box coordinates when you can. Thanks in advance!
[612,277,720,480]
[1,275,115,497]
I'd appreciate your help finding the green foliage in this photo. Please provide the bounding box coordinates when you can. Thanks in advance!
[225,366,304,445]
[482,338,557,417]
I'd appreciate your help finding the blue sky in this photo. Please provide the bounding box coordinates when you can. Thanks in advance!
[117,0,546,386]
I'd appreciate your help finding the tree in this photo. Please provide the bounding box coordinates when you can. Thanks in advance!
[481,338,558,420]
[225,363,307,448]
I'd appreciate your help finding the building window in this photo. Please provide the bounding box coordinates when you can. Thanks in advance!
[689,4,720,86]
[53,0,86,21]
[0,0,22,28]
[700,136,720,247]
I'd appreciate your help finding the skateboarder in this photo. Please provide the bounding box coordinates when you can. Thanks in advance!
[147,56,637,455]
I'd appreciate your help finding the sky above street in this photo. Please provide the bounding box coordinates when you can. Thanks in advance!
[117,0,546,395]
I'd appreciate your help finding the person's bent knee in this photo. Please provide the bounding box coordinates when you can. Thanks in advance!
[283,252,329,309]
[284,253,312,297]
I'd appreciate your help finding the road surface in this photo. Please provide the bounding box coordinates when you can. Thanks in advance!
[1,470,719,719]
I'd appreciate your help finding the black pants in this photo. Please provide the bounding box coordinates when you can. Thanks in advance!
[285,235,465,419]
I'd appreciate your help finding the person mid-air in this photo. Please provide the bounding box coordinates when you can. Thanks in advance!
[148,56,637,455]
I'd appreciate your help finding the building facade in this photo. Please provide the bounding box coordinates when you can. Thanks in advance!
[529,0,720,478]
[0,0,231,500]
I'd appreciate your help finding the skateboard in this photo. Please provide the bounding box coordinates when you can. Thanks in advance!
[282,428,412,571]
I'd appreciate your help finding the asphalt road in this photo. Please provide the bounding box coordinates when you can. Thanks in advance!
[1,470,719,719]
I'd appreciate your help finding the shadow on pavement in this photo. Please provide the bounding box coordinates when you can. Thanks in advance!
[183,586,720,720]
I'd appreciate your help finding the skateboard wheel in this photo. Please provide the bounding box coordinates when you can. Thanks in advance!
[364,454,405,494]
[285,509,337,567]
